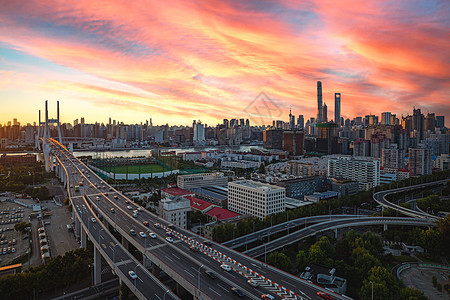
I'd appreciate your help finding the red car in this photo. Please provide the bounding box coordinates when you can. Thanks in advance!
[125,200,130,204]
[317,292,333,300]
[143,221,149,226]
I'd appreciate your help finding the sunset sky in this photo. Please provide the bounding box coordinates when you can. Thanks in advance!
[0,0,449,126]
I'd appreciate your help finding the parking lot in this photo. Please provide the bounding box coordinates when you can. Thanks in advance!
[0,200,30,267]
[0,186,79,268]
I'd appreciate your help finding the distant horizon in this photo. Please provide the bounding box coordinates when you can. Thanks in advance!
[0,103,447,128]
[0,1,449,127]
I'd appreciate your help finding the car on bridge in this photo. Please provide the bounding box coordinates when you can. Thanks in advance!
[165,237,173,243]
[128,271,137,280]
[205,270,216,279]
[143,221,149,226]
[261,295,274,300]
[96,196,100,201]
[113,195,118,199]
[317,292,333,299]
[203,240,212,246]
[139,232,146,238]
[149,232,156,239]
[231,287,245,297]
[220,264,231,271]
[110,208,115,213]
[153,222,160,228]
[91,218,96,223]
[127,206,133,210]
[247,279,259,287]
[130,229,136,236]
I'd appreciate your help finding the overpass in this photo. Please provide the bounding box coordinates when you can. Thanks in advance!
[242,217,435,258]
[45,137,351,300]
[373,180,448,220]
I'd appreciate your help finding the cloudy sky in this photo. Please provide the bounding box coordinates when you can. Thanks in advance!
[0,0,449,126]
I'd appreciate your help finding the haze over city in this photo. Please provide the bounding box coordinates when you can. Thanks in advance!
[0,0,449,126]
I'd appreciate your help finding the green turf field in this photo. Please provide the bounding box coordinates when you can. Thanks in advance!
[98,164,168,174]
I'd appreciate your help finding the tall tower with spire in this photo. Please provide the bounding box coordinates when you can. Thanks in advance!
[289,106,295,129]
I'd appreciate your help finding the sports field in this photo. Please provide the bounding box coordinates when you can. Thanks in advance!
[98,164,168,174]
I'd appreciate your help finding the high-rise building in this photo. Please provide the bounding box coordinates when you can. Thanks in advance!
[334,93,341,127]
[223,119,229,128]
[412,108,424,140]
[289,107,295,129]
[263,129,284,149]
[381,112,392,125]
[382,148,403,169]
[322,103,328,122]
[297,115,304,129]
[370,133,389,158]
[408,148,431,176]
[317,81,323,123]
[228,180,285,219]
[193,120,205,143]
[282,130,304,156]
[353,138,370,157]
[328,156,380,190]
[436,116,445,128]
[424,113,435,133]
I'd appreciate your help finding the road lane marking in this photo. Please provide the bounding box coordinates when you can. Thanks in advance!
[184,270,195,278]
[209,288,221,296]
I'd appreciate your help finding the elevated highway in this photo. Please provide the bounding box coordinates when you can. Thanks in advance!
[47,138,351,300]
[373,180,448,220]
[243,217,434,258]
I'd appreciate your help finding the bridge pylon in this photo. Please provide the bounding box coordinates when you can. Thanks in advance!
[37,100,63,172]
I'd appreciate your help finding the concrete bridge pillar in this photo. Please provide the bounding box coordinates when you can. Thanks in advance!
[93,247,102,285]
[121,236,129,251]
[152,264,161,278]
[74,217,80,238]
[334,228,338,239]
[81,227,87,248]
[383,224,388,231]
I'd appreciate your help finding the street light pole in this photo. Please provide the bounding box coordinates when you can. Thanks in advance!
[371,281,374,300]
[163,289,170,300]
[197,265,205,293]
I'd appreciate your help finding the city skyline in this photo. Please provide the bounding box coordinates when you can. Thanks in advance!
[0,1,449,126]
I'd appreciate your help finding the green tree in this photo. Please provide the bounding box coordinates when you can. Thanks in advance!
[14,222,30,233]
[360,266,400,300]
[398,287,427,300]
[267,252,291,272]
[309,236,335,265]
[296,250,309,273]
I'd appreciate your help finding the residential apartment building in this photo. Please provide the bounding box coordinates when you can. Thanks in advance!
[328,156,380,190]
[408,148,432,176]
[228,180,285,219]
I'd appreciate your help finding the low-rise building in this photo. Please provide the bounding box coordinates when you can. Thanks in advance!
[161,187,194,198]
[177,172,228,190]
[159,196,191,229]
[221,160,262,169]
[304,191,339,203]
[300,263,347,295]
[330,178,359,196]
[276,176,328,200]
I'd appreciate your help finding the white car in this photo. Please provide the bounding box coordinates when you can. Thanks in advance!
[247,279,259,287]
[137,207,143,212]
[165,237,173,243]
[139,232,146,238]
[220,264,231,271]
[91,218,96,223]
[128,271,137,280]
[96,196,100,201]
[127,206,133,210]
[149,232,156,239]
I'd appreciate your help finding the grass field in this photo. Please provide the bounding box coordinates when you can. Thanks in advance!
[98,164,169,174]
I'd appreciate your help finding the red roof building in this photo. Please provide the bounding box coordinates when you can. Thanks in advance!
[206,207,240,221]
[161,188,194,198]
[187,196,214,212]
